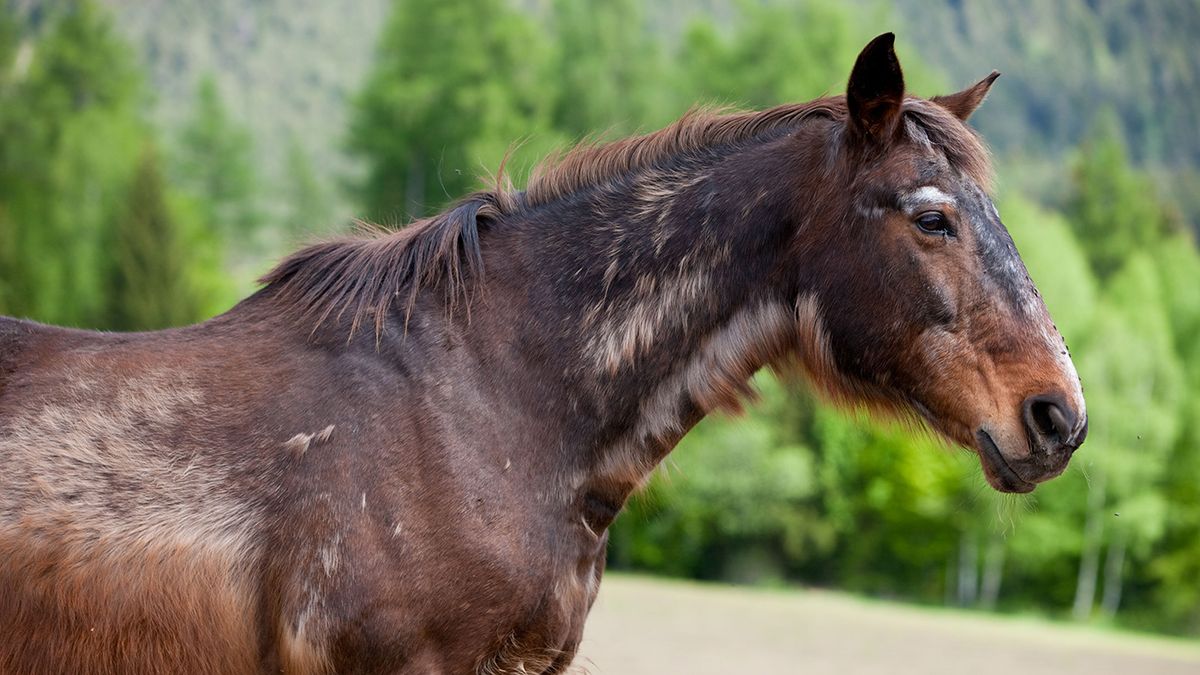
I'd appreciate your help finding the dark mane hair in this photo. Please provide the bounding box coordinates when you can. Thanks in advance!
[259,191,509,338]
[259,97,991,337]
[525,101,839,207]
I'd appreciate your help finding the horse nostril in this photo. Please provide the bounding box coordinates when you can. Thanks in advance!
[1024,395,1076,448]
[1046,404,1069,440]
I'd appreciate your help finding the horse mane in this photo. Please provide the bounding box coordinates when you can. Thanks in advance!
[525,101,840,207]
[259,96,991,339]
[259,191,510,339]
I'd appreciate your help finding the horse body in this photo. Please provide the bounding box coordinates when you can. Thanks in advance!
[0,301,608,673]
[0,35,1087,674]
[0,125,801,670]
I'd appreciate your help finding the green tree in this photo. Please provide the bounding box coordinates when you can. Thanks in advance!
[1070,255,1183,620]
[0,0,144,326]
[546,0,670,138]
[105,145,199,330]
[1066,114,1177,282]
[676,0,940,110]
[1145,235,1200,633]
[0,8,22,305]
[347,0,554,222]
[281,135,334,239]
[174,76,260,248]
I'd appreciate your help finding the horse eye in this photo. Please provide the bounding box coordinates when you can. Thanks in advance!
[915,212,952,236]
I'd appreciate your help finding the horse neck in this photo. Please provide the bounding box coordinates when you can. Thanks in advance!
[499,131,824,492]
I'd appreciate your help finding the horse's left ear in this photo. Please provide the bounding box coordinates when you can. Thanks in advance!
[932,71,1001,121]
[846,33,906,143]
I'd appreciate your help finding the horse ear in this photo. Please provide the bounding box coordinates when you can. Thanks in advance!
[932,71,1000,121]
[846,33,905,143]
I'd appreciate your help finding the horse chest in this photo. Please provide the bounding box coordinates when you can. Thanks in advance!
[281,497,608,674]
[474,536,607,675]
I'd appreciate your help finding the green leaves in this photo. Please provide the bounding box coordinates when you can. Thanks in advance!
[0,2,225,329]
[0,0,145,326]
[173,77,261,250]
[547,0,671,137]
[107,146,201,330]
[347,0,557,222]
[1067,115,1178,282]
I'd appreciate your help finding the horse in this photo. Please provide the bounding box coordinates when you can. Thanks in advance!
[0,33,1086,674]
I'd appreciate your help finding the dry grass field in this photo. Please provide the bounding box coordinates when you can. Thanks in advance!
[576,575,1200,675]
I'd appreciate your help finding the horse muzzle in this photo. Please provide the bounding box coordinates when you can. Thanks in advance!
[976,395,1087,493]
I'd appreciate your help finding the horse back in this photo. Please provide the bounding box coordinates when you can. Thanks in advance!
[0,316,37,396]
[0,315,273,674]
[0,314,106,383]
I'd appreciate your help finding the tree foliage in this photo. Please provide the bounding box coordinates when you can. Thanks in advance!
[0,0,144,325]
[347,0,554,221]
[173,76,261,249]
[105,146,201,330]
[0,1,226,327]
[1066,114,1178,281]
[546,0,670,138]
[281,135,334,240]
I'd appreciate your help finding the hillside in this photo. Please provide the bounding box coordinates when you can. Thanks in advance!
[11,0,1198,225]
[106,0,387,178]
[892,0,1200,221]
[897,0,1199,164]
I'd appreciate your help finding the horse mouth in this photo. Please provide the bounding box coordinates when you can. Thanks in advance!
[975,430,1036,494]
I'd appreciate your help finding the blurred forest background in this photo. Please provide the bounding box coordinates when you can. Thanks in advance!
[1,0,1198,638]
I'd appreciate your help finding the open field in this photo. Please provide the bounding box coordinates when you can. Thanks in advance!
[577,575,1200,675]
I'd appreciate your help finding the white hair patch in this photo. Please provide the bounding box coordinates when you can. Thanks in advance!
[901,186,955,213]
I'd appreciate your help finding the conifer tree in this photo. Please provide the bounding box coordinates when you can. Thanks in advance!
[347,0,552,221]
[281,136,333,238]
[1066,114,1177,282]
[174,76,261,247]
[0,0,144,325]
[107,145,198,331]
[547,0,669,138]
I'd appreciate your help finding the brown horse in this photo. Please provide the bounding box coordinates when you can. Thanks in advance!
[0,34,1085,674]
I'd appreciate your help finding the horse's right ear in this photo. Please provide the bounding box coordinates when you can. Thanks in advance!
[846,33,905,144]
[931,71,1000,121]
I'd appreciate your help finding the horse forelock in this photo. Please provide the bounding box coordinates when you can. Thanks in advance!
[899,97,994,191]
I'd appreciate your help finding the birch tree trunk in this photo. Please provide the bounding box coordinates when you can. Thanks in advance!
[944,553,956,607]
[957,530,978,607]
[1100,526,1128,619]
[978,531,1006,610]
[1072,471,1107,621]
